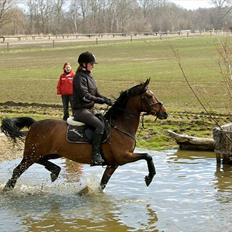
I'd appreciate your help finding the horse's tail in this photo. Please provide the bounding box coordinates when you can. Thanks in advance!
[1,117,36,142]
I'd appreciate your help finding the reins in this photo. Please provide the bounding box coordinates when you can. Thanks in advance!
[112,125,136,141]
[103,82,165,140]
[140,95,163,129]
[104,92,163,133]
[111,106,139,118]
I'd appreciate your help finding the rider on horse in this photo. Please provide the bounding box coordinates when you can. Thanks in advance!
[72,51,112,166]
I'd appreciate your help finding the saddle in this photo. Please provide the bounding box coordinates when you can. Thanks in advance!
[66,114,110,144]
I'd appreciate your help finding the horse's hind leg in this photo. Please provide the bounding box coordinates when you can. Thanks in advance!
[37,158,61,182]
[3,158,34,191]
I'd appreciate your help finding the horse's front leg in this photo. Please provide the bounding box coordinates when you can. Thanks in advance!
[142,153,156,186]
[123,152,156,187]
[100,165,118,190]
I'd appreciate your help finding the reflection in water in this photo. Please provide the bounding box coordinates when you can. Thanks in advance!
[215,164,232,192]
[170,149,232,193]
[1,149,232,231]
[0,188,158,232]
[23,194,133,231]
[0,157,159,232]
[168,149,216,163]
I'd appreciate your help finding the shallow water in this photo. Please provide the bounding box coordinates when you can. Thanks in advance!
[0,148,232,232]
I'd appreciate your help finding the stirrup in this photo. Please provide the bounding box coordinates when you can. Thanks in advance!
[91,154,104,166]
[90,161,104,166]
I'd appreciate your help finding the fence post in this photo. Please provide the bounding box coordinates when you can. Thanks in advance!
[96,38,98,44]
[130,35,133,42]
[52,40,55,48]
[6,42,9,51]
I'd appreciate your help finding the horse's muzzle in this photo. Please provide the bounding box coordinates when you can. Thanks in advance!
[156,112,168,119]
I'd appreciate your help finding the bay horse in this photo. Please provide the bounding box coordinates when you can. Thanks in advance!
[1,79,167,192]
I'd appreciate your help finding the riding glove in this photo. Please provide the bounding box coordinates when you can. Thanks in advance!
[104,98,113,106]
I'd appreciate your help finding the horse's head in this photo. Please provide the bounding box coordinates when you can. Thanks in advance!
[139,79,168,119]
[105,79,168,121]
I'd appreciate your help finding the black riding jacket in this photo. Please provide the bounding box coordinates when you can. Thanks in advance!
[72,68,103,110]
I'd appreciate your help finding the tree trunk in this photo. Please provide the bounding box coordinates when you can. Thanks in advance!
[168,130,215,151]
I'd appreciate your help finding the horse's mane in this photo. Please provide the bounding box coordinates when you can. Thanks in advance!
[105,80,149,120]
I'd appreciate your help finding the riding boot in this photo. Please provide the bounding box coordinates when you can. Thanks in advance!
[91,133,104,166]
[63,113,69,121]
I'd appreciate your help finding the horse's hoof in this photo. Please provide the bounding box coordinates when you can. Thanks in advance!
[2,180,15,192]
[78,186,89,195]
[50,173,58,182]
[99,184,106,191]
[2,185,13,192]
[145,175,152,186]
[50,169,60,182]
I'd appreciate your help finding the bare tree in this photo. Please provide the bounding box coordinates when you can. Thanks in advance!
[137,0,154,17]
[210,0,232,8]
[26,0,53,34]
[2,0,232,35]
[52,0,67,33]
[0,0,15,29]
[69,0,81,33]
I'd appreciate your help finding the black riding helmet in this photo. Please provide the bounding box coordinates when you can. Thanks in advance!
[78,51,97,65]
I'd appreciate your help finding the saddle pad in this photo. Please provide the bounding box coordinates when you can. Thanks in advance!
[66,125,89,143]
[66,125,109,144]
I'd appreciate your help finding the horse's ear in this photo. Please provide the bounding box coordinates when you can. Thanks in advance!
[143,78,150,89]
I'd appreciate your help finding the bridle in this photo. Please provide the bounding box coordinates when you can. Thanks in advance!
[106,92,164,139]
[140,94,163,116]
[140,93,164,128]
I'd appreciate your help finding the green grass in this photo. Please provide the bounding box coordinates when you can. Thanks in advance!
[1,35,231,113]
[1,35,232,150]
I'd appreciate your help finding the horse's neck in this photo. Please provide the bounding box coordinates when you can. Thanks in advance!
[115,112,140,136]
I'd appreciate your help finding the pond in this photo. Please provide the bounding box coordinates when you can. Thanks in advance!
[0,148,232,232]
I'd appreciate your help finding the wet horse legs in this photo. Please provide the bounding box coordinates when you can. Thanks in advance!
[143,153,156,186]
[37,158,61,182]
[3,158,34,191]
[100,165,118,190]
[124,152,156,186]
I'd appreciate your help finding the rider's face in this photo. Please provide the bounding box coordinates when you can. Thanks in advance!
[86,63,94,71]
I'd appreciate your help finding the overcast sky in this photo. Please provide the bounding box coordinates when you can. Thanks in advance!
[170,0,213,10]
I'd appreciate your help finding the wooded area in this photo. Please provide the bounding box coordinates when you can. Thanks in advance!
[0,0,232,35]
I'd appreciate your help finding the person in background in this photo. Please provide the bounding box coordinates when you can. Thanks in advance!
[72,51,112,166]
[57,62,75,121]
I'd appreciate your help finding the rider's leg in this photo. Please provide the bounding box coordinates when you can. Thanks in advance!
[73,109,105,166]
[91,130,104,166]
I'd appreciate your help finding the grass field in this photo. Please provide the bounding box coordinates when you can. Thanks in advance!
[1,35,231,111]
[0,35,232,149]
